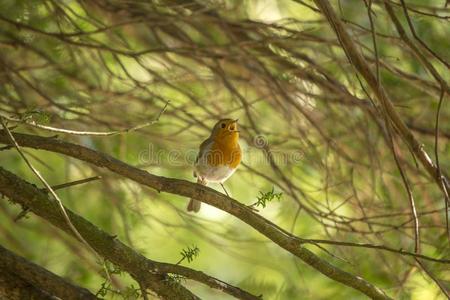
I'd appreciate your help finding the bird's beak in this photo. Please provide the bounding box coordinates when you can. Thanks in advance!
[233,119,239,132]
[227,119,239,134]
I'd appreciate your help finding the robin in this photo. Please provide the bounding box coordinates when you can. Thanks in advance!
[187,118,242,212]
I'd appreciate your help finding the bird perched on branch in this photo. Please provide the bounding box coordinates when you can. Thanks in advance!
[187,119,242,212]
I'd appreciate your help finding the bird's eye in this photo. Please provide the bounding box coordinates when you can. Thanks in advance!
[230,125,235,130]
[221,123,226,128]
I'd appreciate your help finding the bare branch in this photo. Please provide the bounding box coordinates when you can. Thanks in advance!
[0,166,260,300]
[0,244,98,300]
[313,0,449,202]
[0,131,396,299]
[0,101,169,136]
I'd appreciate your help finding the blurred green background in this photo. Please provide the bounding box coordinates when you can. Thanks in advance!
[0,0,449,299]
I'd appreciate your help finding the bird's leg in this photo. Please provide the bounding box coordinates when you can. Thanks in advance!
[220,183,230,197]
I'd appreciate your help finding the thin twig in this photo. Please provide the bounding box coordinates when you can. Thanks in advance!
[0,101,169,137]
[14,176,101,222]
[301,239,449,264]
[415,258,450,298]
[434,88,450,244]
[51,176,102,191]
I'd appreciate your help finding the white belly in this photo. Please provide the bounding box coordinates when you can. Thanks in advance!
[195,163,236,183]
[194,140,239,183]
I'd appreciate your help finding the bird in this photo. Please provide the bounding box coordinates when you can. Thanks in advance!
[187,118,242,212]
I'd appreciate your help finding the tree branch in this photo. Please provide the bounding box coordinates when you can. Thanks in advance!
[0,165,259,300]
[0,100,169,136]
[0,269,54,300]
[0,131,393,299]
[312,0,449,196]
[0,244,97,300]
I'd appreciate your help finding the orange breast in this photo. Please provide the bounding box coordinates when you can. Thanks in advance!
[207,140,241,169]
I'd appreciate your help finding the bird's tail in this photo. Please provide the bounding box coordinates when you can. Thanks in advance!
[187,178,206,213]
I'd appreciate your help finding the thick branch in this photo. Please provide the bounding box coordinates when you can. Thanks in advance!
[0,269,53,300]
[0,165,259,300]
[0,244,97,300]
[0,131,392,299]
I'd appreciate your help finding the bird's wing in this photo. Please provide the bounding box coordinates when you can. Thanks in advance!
[193,138,212,177]
[195,138,212,163]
